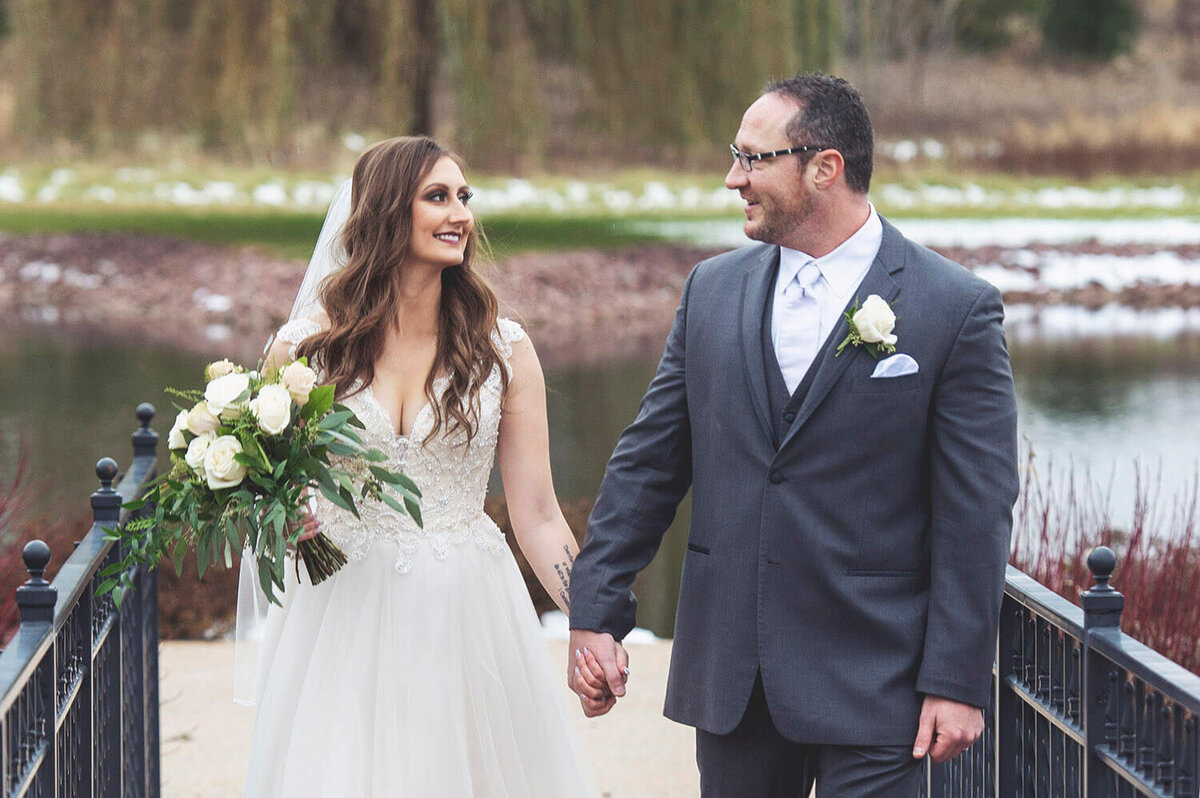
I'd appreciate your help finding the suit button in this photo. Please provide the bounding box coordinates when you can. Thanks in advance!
[783,411,796,423]
[769,471,784,485]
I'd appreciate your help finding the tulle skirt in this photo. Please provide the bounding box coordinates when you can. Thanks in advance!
[242,539,591,797]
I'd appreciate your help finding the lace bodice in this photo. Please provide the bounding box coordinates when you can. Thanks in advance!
[273,316,524,573]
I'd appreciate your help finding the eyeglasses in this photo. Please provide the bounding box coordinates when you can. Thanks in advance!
[729,143,827,172]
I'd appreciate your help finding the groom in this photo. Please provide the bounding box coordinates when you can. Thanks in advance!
[568,73,1018,795]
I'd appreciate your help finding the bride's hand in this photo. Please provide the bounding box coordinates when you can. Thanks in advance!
[574,647,616,716]
[290,491,321,542]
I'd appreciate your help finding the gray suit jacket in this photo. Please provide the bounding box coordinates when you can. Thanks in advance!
[570,218,1019,745]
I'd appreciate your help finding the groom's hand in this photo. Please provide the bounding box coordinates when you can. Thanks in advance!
[568,629,629,717]
[912,695,984,762]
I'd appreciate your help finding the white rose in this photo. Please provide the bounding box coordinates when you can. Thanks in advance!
[852,294,898,346]
[249,384,292,435]
[203,435,247,490]
[186,401,220,435]
[204,372,251,418]
[279,362,318,406]
[184,431,216,476]
[167,410,189,450]
[205,359,238,381]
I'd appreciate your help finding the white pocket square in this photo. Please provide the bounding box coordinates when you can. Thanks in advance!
[871,353,919,378]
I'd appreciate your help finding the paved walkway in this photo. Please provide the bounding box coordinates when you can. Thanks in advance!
[160,639,698,797]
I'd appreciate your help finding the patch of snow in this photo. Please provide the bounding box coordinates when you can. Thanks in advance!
[252,182,289,207]
[0,174,25,202]
[83,186,117,203]
[204,324,232,341]
[1004,303,1200,341]
[19,261,61,283]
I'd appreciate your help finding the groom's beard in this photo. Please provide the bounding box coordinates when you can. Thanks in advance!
[745,185,816,248]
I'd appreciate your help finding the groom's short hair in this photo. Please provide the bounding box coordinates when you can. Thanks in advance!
[765,73,874,194]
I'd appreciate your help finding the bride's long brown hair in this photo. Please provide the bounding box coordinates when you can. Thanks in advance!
[296,136,508,445]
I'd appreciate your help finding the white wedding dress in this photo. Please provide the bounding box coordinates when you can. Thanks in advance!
[242,316,591,797]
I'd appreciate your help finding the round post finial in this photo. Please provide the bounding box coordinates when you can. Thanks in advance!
[1087,546,1117,593]
[132,402,158,458]
[1082,545,1123,630]
[92,457,122,524]
[16,540,57,624]
[22,540,51,584]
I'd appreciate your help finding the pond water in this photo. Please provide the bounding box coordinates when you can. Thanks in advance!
[1,322,1197,637]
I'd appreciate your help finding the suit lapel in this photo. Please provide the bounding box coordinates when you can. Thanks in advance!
[740,246,779,446]
[777,219,908,453]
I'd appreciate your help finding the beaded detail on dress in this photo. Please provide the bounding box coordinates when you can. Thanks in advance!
[272,316,525,573]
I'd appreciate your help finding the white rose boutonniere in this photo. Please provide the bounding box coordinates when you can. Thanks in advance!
[835,294,898,359]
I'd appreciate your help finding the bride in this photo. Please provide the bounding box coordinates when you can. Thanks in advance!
[240,136,618,796]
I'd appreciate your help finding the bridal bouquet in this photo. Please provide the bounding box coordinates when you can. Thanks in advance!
[99,357,421,606]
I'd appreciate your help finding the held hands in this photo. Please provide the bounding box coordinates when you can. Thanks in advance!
[567,629,629,718]
[912,695,984,763]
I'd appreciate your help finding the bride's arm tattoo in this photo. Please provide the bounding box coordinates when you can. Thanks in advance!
[552,545,575,610]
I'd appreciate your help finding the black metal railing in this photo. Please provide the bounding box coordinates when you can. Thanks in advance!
[0,404,161,798]
[924,547,1200,797]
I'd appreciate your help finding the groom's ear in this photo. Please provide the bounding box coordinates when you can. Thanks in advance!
[809,149,845,191]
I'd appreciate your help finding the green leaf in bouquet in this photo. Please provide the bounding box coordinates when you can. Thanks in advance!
[273,459,287,480]
[224,540,233,569]
[367,466,421,497]
[318,480,355,514]
[238,432,272,472]
[333,469,356,495]
[301,385,336,421]
[317,409,354,431]
[380,492,408,517]
[257,556,278,605]
[320,427,369,452]
[173,539,187,577]
[225,517,241,551]
[331,402,366,429]
[326,441,361,457]
[404,496,422,528]
[362,448,388,463]
[197,532,210,579]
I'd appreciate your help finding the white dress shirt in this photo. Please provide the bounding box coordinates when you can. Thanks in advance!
[770,204,883,393]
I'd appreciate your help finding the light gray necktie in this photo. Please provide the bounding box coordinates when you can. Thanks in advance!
[777,260,822,394]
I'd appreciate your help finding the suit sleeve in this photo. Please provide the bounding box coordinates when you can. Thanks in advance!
[918,282,1019,707]
[568,268,697,640]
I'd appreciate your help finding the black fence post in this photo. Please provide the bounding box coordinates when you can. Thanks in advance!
[129,402,161,798]
[15,542,56,626]
[91,458,121,526]
[1080,546,1124,797]
[133,403,157,460]
[92,456,122,795]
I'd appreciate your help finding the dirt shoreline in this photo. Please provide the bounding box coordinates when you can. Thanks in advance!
[2,232,1198,367]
